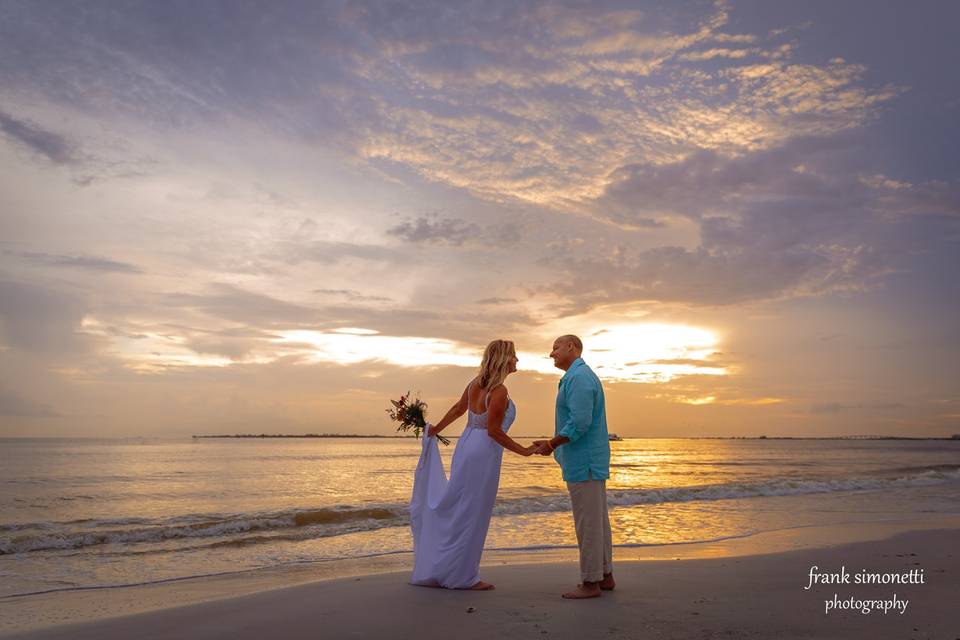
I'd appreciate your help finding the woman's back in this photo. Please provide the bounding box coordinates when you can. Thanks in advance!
[463,379,516,433]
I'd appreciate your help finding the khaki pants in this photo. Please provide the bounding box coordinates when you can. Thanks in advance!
[566,474,613,582]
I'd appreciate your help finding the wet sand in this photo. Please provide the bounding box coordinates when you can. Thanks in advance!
[2,521,957,639]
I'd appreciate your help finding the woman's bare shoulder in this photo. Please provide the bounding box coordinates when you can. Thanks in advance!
[488,383,509,399]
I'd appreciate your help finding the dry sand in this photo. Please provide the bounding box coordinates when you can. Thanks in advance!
[2,521,957,640]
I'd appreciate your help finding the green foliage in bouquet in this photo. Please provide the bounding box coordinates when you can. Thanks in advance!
[387,392,450,445]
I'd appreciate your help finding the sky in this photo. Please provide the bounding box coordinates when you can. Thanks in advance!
[0,0,958,438]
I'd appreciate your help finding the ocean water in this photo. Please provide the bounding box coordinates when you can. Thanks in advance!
[1,436,958,597]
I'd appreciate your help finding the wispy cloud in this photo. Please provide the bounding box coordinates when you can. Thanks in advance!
[386,214,480,246]
[0,1,905,207]
[0,109,77,164]
[313,289,392,303]
[161,283,323,325]
[264,241,407,267]
[14,251,142,273]
[350,3,904,206]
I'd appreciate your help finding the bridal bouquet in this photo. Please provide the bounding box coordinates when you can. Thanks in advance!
[387,392,450,445]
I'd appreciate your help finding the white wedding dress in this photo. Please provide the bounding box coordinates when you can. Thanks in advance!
[409,386,517,588]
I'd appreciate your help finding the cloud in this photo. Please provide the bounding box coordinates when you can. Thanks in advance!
[182,336,259,360]
[306,305,543,346]
[14,251,142,273]
[143,280,545,351]
[677,47,757,61]
[542,133,960,310]
[0,1,904,208]
[313,289,392,303]
[598,133,858,223]
[161,282,323,325]
[0,107,154,184]
[265,241,405,266]
[386,214,480,246]
[0,109,77,164]
[0,280,91,354]
[348,4,904,206]
[78,298,546,373]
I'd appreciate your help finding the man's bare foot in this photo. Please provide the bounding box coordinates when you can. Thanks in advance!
[599,572,616,591]
[469,580,495,590]
[562,581,601,599]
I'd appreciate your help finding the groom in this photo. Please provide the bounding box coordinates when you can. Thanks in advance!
[534,335,615,599]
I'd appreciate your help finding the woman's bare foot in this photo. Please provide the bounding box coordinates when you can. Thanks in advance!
[412,579,443,588]
[562,581,601,599]
[469,580,495,590]
[599,572,616,590]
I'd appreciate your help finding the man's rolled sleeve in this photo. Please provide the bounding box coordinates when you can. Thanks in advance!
[557,376,594,443]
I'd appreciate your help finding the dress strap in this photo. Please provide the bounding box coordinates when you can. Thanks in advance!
[468,379,481,414]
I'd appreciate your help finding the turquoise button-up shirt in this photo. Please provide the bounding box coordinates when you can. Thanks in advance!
[554,358,610,482]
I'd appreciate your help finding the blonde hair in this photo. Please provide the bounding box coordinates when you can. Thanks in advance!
[477,339,516,390]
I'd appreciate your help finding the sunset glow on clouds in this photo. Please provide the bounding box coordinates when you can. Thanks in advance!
[270,322,726,383]
[91,318,724,384]
[0,1,957,437]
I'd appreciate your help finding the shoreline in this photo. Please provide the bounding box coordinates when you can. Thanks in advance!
[2,515,957,637]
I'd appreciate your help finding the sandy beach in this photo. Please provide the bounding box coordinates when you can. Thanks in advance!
[3,519,956,640]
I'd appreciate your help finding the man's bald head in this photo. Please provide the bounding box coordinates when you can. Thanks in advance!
[550,334,583,371]
[556,334,583,353]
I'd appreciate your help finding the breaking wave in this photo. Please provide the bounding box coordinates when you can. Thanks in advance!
[3,466,957,556]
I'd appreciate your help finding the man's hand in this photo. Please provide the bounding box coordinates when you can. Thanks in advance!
[532,440,554,456]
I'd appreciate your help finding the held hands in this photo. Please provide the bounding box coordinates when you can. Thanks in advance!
[522,442,546,456]
[531,440,555,456]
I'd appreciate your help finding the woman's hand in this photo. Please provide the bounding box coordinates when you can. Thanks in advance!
[532,440,553,456]
[427,423,441,438]
[520,445,537,456]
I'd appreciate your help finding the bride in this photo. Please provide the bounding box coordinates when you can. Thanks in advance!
[409,339,537,590]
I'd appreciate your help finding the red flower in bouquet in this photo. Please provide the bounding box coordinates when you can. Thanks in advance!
[386,392,450,445]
